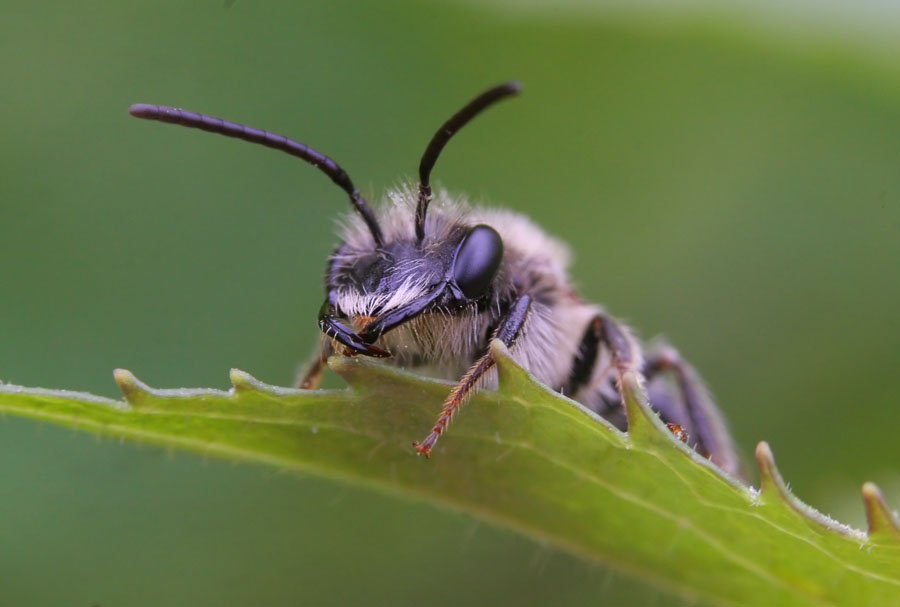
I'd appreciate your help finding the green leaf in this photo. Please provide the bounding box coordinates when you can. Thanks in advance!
[1,341,898,606]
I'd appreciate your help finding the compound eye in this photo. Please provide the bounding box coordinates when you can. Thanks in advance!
[452,225,503,299]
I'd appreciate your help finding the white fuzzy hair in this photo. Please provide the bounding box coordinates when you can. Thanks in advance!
[337,183,571,270]
[332,183,574,319]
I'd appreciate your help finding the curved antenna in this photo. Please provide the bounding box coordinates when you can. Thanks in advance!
[415,82,522,241]
[128,104,385,247]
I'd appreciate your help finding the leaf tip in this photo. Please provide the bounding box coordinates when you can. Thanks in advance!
[491,339,536,392]
[490,339,514,372]
[622,371,664,445]
[755,440,774,464]
[229,368,256,392]
[489,338,510,358]
[755,441,796,508]
[113,368,148,405]
[862,481,900,541]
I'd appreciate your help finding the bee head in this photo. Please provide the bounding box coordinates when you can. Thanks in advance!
[324,219,504,348]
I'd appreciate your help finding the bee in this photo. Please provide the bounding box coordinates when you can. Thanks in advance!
[129,83,739,475]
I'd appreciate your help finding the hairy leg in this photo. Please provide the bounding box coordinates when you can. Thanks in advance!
[643,346,740,477]
[565,317,740,475]
[413,295,532,458]
[294,338,333,389]
[566,313,643,417]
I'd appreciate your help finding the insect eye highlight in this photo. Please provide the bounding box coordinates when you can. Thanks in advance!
[452,225,503,299]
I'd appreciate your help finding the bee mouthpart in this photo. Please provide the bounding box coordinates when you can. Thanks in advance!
[319,307,391,358]
[350,315,377,333]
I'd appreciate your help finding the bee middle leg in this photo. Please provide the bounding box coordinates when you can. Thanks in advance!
[565,313,643,419]
[569,319,739,476]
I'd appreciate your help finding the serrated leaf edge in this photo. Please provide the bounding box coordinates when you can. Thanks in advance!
[862,482,900,541]
[3,350,899,571]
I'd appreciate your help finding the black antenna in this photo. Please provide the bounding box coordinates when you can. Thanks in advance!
[415,82,522,241]
[128,104,385,247]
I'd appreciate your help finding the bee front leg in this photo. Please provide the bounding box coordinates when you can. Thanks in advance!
[294,337,333,389]
[413,294,533,458]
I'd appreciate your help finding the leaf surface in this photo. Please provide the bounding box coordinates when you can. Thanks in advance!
[1,342,898,606]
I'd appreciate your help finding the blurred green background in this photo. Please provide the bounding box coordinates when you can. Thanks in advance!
[3,1,900,605]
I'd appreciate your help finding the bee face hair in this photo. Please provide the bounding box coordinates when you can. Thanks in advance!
[327,185,571,362]
[129,83,740,475]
